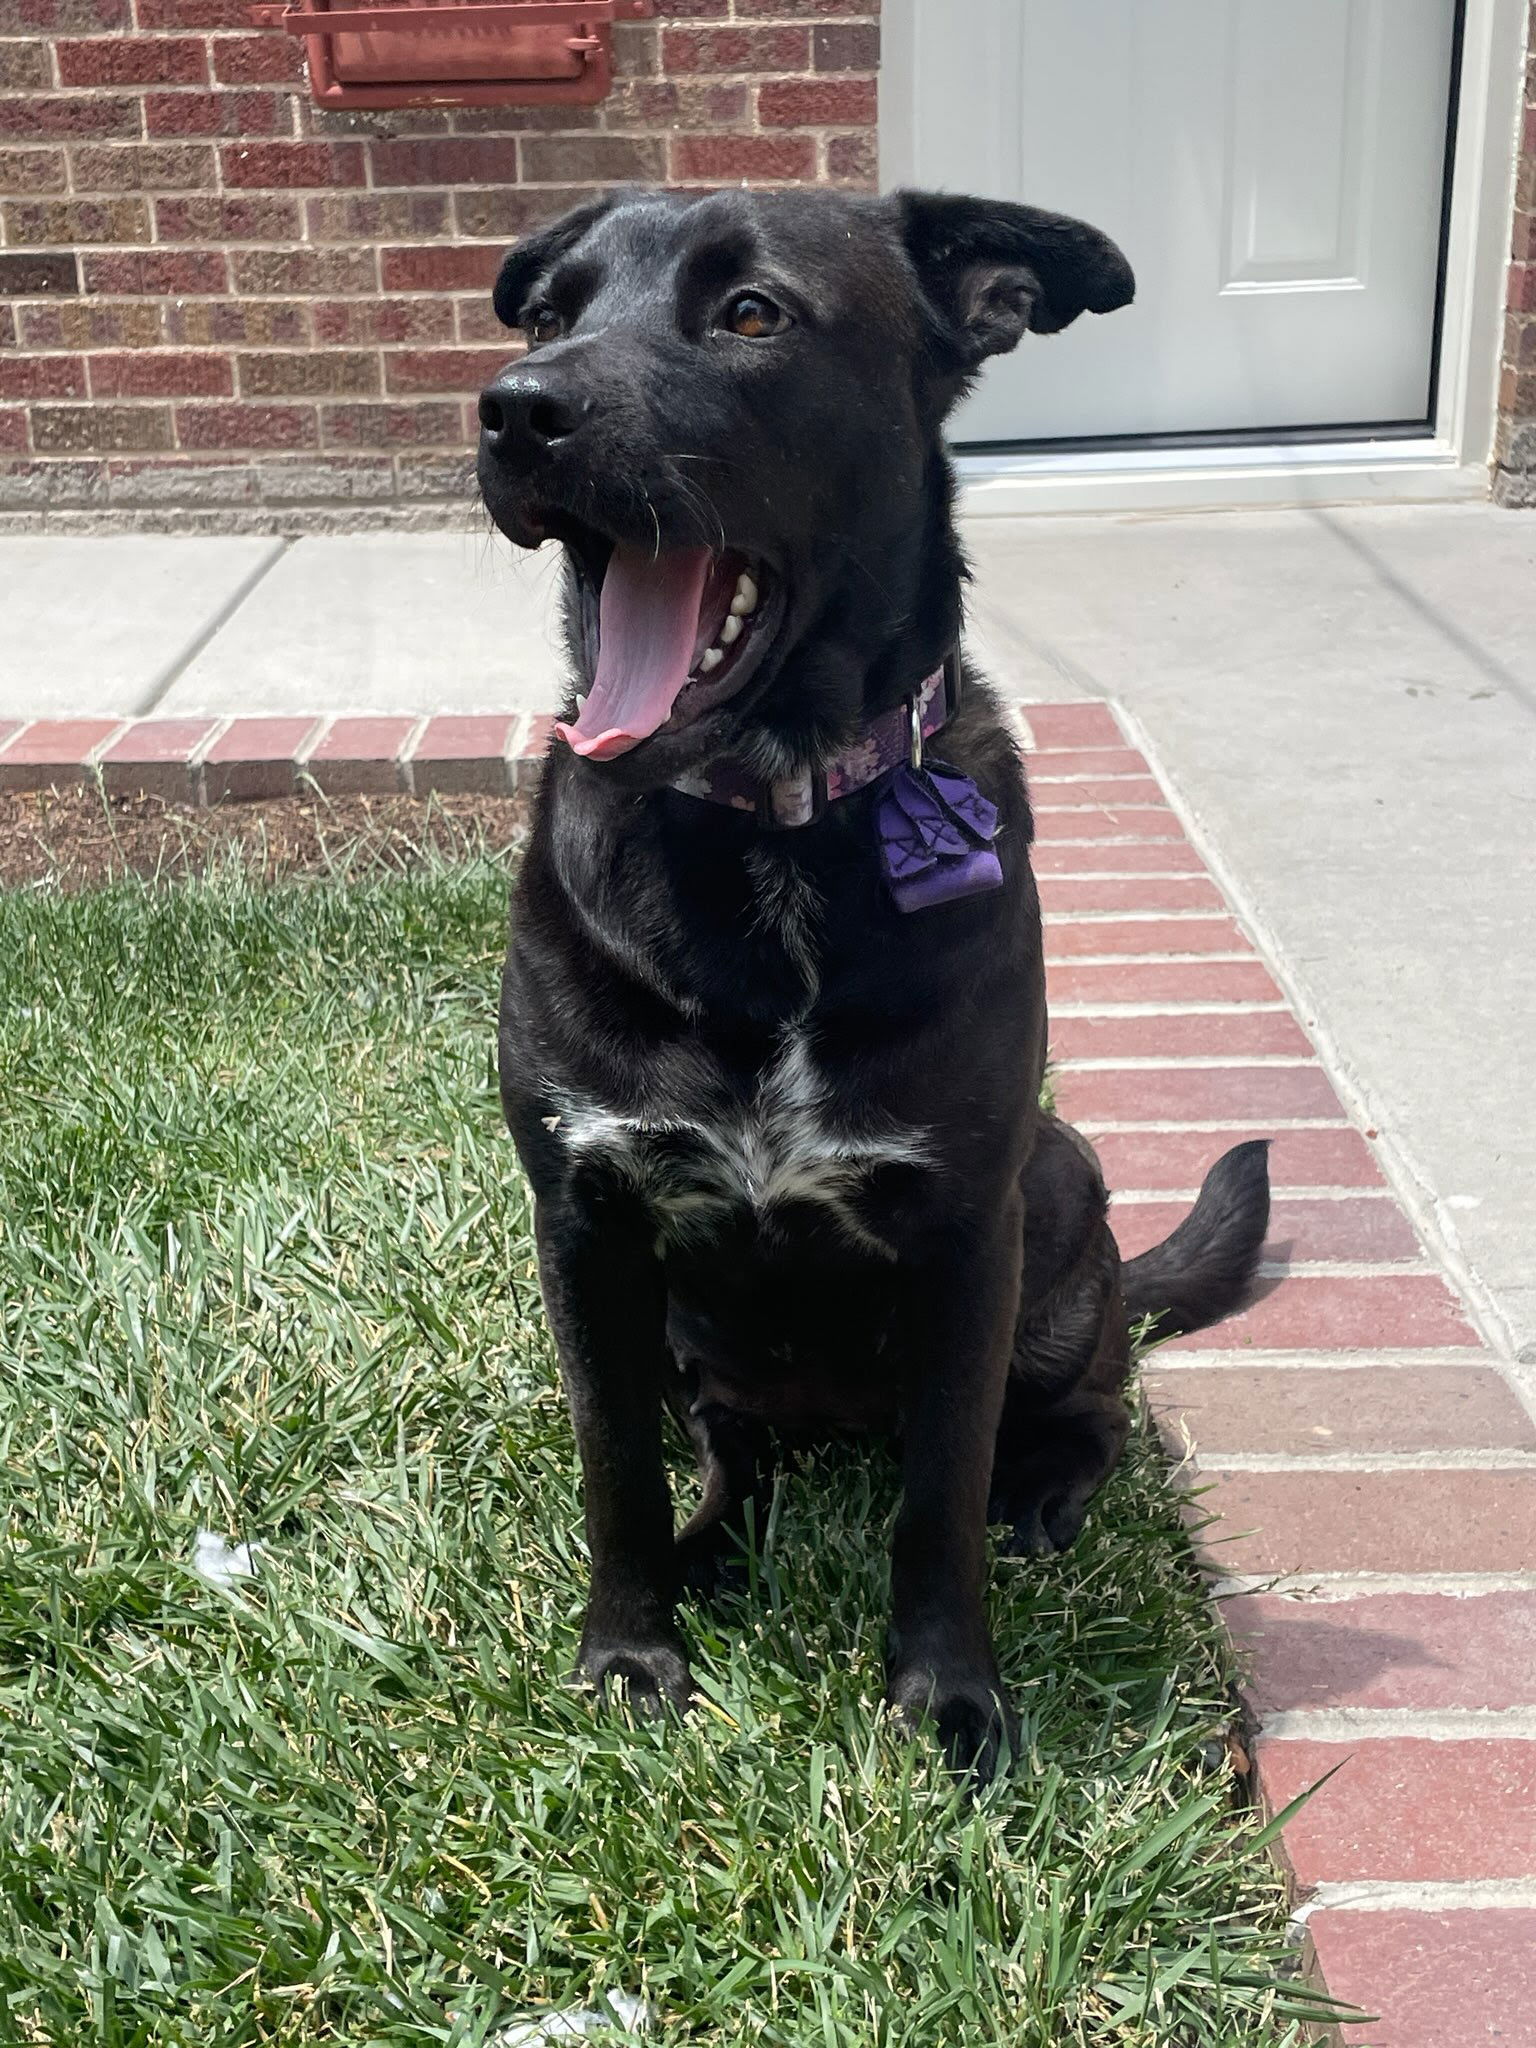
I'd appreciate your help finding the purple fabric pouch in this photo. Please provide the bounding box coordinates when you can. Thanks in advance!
[876,760,1004,913]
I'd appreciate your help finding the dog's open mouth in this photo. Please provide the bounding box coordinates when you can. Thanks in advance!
[550,536,777,763]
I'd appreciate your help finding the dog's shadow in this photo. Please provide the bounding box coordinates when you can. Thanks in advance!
[1224,1600,1455,1711]
[1243,1229,1294,1306]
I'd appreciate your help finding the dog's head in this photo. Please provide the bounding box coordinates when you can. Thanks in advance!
[478,186,1132,787]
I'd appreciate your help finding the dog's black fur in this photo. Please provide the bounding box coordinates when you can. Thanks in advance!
[478,186,1271,1777]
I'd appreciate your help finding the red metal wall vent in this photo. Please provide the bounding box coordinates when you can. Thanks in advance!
[245,0,654,110]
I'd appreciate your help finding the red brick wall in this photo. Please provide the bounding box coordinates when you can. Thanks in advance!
[1493,0,1536,505]
[5,0,1531,526]
[0,0,880,531]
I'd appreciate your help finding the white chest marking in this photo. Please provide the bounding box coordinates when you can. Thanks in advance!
[553,1033,929,1254]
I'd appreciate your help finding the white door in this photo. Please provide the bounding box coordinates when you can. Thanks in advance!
[881,0,1459,444]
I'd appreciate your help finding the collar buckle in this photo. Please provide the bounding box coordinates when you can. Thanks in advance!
[755,766,828,831]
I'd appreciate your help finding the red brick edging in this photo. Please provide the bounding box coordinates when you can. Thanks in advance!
[7,695,1532,2045]
[0,711,556,801]
[1028,700,1535,2048]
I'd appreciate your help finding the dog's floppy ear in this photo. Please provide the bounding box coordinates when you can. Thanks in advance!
[491,192,624,329]
[894,189,1134,371]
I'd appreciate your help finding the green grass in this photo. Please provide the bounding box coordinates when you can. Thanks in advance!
[0,855,1326,2047]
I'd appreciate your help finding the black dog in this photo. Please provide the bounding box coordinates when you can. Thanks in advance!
[478,186,1270,1777]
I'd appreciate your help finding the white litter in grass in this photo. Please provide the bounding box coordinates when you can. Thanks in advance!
[191,1530,261,1588]
[492,1992,651,2045]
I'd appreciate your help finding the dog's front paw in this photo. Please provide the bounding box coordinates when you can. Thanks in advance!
[579,1627,693,1717]
[887,1661,1017,1782]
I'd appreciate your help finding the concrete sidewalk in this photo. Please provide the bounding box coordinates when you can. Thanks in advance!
[1,529,565,721]
[962,504,1536,1372]
[2,504,1533,1366]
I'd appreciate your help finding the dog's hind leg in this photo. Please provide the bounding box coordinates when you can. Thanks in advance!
[991,1118,1133,1556]
[671,1397,775,1596]
[990,1265,1131,1557]
[991,1129,1271,1558]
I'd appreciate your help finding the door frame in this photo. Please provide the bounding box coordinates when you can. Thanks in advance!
[880,0,1528,512]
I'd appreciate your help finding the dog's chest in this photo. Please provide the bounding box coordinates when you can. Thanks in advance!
[553,1032,929,1255]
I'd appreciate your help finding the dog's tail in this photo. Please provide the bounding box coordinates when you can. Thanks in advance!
[1120,1139,1272,1342]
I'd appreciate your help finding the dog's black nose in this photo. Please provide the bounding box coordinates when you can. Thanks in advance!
[478,376,588,459]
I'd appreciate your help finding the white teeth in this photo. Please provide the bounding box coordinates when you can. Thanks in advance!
[694,580,753,678]
[575,693,588,713]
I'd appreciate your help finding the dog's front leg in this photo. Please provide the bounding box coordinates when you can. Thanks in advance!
[535,1193,690,1715]
[886,1207,1023,1779]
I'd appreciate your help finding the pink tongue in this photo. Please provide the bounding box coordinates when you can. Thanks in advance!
[556,543,713,761]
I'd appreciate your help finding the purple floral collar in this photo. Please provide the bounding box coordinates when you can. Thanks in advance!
[670,657,957,829]
[667,653,1003,913]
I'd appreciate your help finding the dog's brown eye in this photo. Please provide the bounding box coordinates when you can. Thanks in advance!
[528,306,563,345]
[722,292,790,340]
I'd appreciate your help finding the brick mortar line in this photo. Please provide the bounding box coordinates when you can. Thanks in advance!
[1191,1450,1536,1473]
[504,709,533,767]
[1052,951,1259,964]
[397,712,434,790]
[1050,1001,1293,1016]
[186,717,232,801]
[1061,1055,1325,1069]
[1261,1707,1536,1740]
[1113,699,1525,1380]
[1252,1259,1433,1277]
[1078,1117,1355,1132]
[187,719,232,762]
[1291,1879,1536,1922]
[1156,1349,1495,1368]
[1124,1185,1405,1200]
[1045,909,1247,921]
[293,716,333,771]
[1212,1571,1536,1598]
[397,715,431,793]
[1114,1187,1403,1204]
